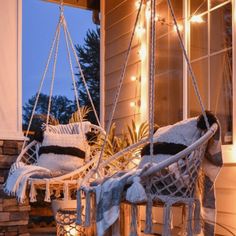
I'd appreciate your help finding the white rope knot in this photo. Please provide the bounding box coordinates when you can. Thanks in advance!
[126,175,147,203]
[133,176,141,183]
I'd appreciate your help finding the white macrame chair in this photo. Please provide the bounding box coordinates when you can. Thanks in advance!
[76,0,221,235]
[6,1,105,203]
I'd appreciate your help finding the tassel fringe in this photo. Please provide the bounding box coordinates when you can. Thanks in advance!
[144,197,153,234]
[44,180,51,202]
[76,189,82,225]
[29,183,37,202]
[126,176,147,203]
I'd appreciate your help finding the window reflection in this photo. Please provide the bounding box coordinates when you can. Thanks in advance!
[189,59,208,117]
[189,1,232,144]
[190,0,207,15]
[190,14,208,60]
[155,0,183,126]
[210,3,232,53]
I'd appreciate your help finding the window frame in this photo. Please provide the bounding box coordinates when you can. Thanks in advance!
[183,0,235,163]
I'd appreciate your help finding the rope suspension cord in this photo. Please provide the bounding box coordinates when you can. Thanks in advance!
[64,22,101,127]
[91,0,144,176]
[166,0,210,130]
[149,0,156,159]
[22,21,61,150]
[62,16,86,142]
[46,22,61,126]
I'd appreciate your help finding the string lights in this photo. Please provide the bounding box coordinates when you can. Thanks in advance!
[132,0,206,114]
[130,101,136,108]
[190,15,204,23]
[131,76,137,81]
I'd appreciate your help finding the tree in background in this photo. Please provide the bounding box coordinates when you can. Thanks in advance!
[23,28,100,130]
[75,27,100,124]
[23,93,75,130]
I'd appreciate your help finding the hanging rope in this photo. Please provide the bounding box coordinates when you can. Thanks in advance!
[46,20,61,126]
[64,21,101,127]
[148,0,156,159]
[166,0,210,129]
[62,17,86,143]
[22,20,61,150]
[92,0,144,175]
[23,2,104,150]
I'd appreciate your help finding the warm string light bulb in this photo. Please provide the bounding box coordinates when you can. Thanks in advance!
[190,15,204,23]
[139,44,146,60]
[173,24,183,32]
[136,25,145,37]
[130,101,136,108]
[145,1,151,20]
[135,0,141,10]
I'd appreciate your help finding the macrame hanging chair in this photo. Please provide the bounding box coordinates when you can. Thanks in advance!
[76,0,222,235]
[4,1,106,204]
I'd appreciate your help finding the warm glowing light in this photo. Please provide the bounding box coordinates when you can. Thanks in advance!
[139,44,146,60]
[131,76,137,81]
[190,15,204,23]
[145,1,151,20]
[136,25,145,37]
[173,24,183,32]
[64,224,78,236]
[130,101,136,108]
[135,0,141,9]
[155,15,160,22]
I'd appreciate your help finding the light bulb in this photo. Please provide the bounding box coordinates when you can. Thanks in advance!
[145,3,151,20]
[131,76,137,81]
[190,15,204,23]
[130,101,136,108]
[173,24,183,32]
[136,25,145,37]
[135,0,141,10]
[139,44,146,60]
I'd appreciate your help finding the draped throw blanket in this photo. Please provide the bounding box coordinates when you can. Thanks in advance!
[4,162,52,203]
[201,123,223,236]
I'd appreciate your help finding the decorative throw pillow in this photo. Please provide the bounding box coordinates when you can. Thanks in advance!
[37,131,89,172]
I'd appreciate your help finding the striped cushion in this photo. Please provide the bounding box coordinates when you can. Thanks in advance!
[37,130,90,172]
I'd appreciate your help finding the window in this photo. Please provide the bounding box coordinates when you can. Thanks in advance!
[189,0,232,144]
[154,0,233,146]
[154,1,183,126]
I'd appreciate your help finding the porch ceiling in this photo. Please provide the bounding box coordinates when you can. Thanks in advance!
[42,0,100,11]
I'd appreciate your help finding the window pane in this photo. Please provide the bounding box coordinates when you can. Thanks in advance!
[190,14,208,60]
[190,0,207,15]
[156,1,168,36]
[155,33,183,126]
[210,3,232,53]
[188,59,208,117]
[156,0,183,37]
[155,73,183,126]
[210,51,232,144]
[211,0,229,9]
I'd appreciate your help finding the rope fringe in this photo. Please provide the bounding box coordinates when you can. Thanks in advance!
[126,176,147,203]
[144,197,153,234]
[44,180,51,202]
[76,189,82,225]
[29,183,37,202]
